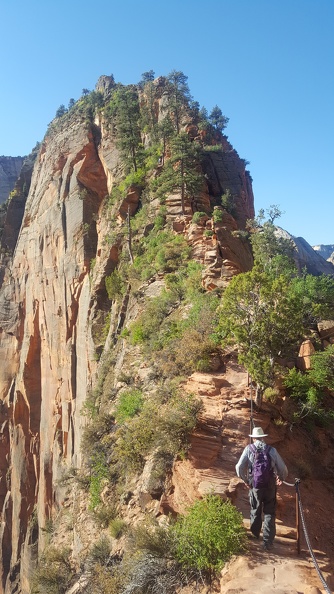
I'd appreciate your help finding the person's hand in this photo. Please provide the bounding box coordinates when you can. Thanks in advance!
[276,477,282,486]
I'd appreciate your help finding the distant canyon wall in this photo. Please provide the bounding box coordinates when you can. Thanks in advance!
[0,157,25,204]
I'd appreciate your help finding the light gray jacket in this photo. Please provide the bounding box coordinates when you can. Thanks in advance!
[235,439,288,485]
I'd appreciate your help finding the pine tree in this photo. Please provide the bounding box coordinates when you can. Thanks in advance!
[107,86,142,172]
[165,70,192,133]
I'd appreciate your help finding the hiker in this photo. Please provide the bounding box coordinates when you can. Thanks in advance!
[235,426,288,550]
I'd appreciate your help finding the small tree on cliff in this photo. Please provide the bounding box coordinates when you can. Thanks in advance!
[164,70,192,133]
[107,85,143,172]
[151,132,204,214]
[209,105,229,132]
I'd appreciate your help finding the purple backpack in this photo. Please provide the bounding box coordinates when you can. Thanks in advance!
[250,444,273,488]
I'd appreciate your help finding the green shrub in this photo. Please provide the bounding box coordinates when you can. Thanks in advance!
[109,517,127,539]
[89,536,111,565]
[31,547,73,594]
[105,270,125,301]
[263,387,280,404]
[114,389,144,424]
[192,211,207,224]
[89,562,124,594]
[112,393,201,479]
[93,503,117,528]
[89,456,110,510]
[112,401,157,475]
[171,495,246,573]
[221,189,236,215]
[309,344,334,391]
[212,208,224,223]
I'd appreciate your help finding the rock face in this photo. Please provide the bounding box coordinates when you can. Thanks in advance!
[313,243,334,264]
[0,80,255,592]
[276,228,334,276]
[0,157,25,204]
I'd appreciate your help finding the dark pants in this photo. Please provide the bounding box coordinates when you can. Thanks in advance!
[249,483,277,545]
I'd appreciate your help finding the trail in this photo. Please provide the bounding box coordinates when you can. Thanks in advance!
[175,359,334,593]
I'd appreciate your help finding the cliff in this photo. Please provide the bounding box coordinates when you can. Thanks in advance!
[276,228,334,276]
[313,243,334,264]
[0,157,25,204]
[0,75,255,593]
[1,74,333,594]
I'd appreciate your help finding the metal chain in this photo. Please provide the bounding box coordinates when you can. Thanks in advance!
[247,378,331,592]
[294,480,332,594]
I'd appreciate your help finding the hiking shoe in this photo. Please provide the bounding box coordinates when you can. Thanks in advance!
[263,542,273,551]
[250,529,260,540]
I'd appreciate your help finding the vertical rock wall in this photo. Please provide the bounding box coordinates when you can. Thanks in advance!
[0,92,255,592]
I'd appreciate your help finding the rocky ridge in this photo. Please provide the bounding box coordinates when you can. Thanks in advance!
[0,76,255,593]
[0,74,333,594]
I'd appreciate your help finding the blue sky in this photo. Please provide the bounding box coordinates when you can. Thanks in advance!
[1,0,333,246]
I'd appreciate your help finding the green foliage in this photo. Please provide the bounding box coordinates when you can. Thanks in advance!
[209,105,229,132]
[164,70,192,133]
[212,208,224,223]
[105,85,143,172]
[127,518,173,558]
[113,392,201,478]
[129,261,220,378]
[131,230,191,281]
[292,274,334,323]
[192,211,207,224]
[31,547,73,594]
[284,345,334,421]
[171,495,246,573]
[154,206,167,230]
[150,132,204,212]
[55,104,67,118]
[219,267,305,387]
[309,345,334,390]
[263,387,280,404]
[109,517,127,539]
[114,389,144,424]
[105,269,125,301]
[89,456,110,510]
[88,562,124,594]
[249,207,296,274]
[89,536,111,565]
[221,189,235,215]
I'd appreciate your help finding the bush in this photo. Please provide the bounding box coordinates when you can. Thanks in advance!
[212,208,224,223]
[89,563,124,594]
[105,270,125,301]
[110,517,127,539]
[192,211,207,224]
[221,189,236,216]
[263,387,280,404]
[89,536,111,565]
[114,389,144,424]
[31,547,73,594]
[171,495,246,573]
[112,393,201,478]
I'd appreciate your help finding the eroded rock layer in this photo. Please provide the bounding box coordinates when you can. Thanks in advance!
[0,82,255,592]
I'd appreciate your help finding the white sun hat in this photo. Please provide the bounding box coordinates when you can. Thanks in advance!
[249,426,268,438]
